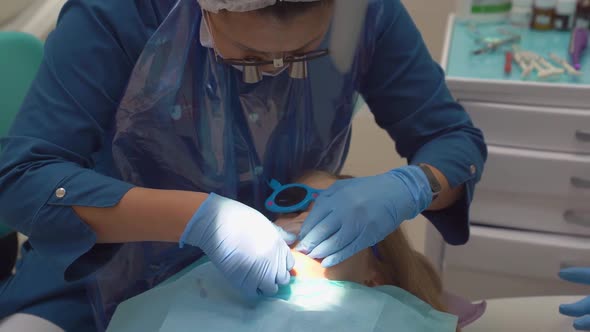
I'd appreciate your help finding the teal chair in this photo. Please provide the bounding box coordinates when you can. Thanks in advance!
[0,31,44,279]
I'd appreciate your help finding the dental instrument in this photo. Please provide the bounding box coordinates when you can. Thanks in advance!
[569,27,589,70]
[549,52,582,75]
[472,34,522,55]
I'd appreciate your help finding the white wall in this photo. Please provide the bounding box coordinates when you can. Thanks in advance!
[0,0,66,40]
[402,0,455,61]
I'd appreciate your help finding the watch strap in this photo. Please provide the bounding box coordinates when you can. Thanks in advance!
[418,164,442,200]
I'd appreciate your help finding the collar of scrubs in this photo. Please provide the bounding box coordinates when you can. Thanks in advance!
[199,16,290,77]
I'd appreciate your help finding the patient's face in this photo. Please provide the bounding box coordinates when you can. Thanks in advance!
[275,173,384,287]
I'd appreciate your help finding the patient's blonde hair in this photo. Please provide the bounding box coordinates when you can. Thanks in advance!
[377,231,461,332]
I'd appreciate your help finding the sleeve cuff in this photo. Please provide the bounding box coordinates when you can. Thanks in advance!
[45,166,135,208]
[422,178,474,246]
[29,167,134,281]
[409,131,486,245]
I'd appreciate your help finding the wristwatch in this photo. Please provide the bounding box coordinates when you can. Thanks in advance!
[418,164,442,201]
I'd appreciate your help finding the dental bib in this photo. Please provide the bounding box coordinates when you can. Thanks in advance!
[108,260,458,332]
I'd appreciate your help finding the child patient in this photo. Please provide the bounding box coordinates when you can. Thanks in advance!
[275,172,482,331]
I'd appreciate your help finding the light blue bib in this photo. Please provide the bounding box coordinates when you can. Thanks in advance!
[108,261,458,332]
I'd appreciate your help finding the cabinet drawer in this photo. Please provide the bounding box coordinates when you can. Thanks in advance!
[443,267,589,301]
[471,190,590,237]
[463,101,590,154]
[445,225,590,281]
[479,145,590,198]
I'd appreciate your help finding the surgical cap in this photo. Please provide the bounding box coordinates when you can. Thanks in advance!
[197,0,322,13]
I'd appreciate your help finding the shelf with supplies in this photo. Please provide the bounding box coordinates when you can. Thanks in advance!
[426,14,590,301]
[441,14,590,109]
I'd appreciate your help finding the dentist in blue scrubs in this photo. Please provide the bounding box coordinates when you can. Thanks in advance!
[0,0,490,331]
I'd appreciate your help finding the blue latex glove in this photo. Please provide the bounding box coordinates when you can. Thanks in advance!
[296,165,432,267]
[560,267,590,331]
[180,193,296,299]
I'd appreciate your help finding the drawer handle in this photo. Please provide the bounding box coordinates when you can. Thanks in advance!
[576,130,590,142]
[564,210,590,227]
[571,177,590,189]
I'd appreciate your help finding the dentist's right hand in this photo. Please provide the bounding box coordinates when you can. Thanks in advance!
[180,193,296,299]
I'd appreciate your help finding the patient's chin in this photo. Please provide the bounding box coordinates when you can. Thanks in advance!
[289,248,377,287]
[290,250,326,279]
[289,250,360,283]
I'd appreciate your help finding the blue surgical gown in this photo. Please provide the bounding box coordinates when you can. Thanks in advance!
[0,0,487,330]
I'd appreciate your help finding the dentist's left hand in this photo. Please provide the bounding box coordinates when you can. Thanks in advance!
[180,193,296,299]
[296,165,432,267]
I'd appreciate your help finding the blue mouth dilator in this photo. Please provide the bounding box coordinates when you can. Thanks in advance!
[265,179,382,261]
[265,179,323,214]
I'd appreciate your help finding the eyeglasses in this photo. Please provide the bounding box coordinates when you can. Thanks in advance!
[265,179,322,214]
[216,49,330,83]
[203,10,329,83]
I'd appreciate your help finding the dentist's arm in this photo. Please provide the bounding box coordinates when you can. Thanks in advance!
[296,1,486,268]
[73,188,208,243]
[75,188,296,298]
